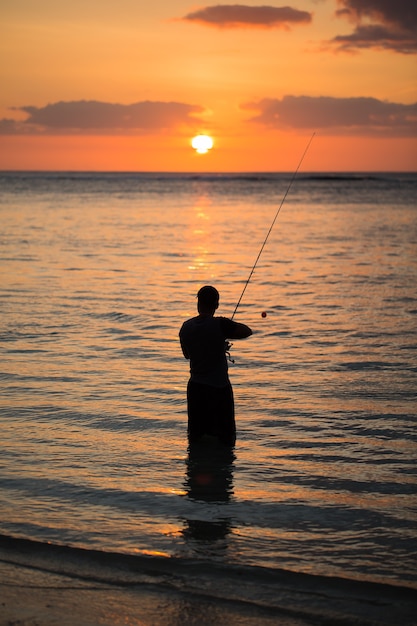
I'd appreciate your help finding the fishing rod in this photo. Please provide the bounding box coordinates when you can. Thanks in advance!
[231,132,315,321]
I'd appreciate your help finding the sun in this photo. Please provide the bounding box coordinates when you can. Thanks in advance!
[191,134,214,154]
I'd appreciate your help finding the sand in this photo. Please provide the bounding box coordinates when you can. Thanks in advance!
[0,559,315,626]
[1,535,416,626]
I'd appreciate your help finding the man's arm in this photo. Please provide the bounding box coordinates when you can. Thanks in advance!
[229,321,252,339]
[179,329,190,359]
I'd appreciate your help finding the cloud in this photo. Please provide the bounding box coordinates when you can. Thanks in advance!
[243,95,417,136]
[180,4,312,29]
[331,0,417,54]
[335,0,416,30]
[0,100,205,135]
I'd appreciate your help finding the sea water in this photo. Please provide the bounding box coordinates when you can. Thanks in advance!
[0,171,416,589]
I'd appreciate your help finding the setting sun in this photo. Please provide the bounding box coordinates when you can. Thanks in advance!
[191,135,214,155]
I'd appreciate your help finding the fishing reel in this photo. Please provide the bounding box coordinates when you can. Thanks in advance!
[225,341,235,364]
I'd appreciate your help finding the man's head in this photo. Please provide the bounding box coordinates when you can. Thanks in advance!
[197,285,219,314]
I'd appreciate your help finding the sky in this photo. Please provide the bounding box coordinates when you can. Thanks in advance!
[1,0,416,171]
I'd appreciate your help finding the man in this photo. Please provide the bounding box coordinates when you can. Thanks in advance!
[179,286,252,446]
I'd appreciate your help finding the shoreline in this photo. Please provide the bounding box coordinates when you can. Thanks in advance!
[0,559,307,626]
[1,534,416,626]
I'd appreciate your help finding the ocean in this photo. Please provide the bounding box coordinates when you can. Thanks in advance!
[0,171,416,607]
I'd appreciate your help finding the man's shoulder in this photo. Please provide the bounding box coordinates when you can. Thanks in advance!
[216,316,235,328]
[180,316,199,334]
[217,316,252,339]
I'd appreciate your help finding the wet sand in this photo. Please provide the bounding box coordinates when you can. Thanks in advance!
[1,535,416,626]
[0,559,310,626]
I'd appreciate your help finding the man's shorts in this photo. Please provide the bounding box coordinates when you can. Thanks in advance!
[187,380,236,446]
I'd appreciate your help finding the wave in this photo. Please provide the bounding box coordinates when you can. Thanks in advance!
[1,533,416,625]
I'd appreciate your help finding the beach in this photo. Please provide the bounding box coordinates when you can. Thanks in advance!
[0,560,308,626]
[1,535,417,626]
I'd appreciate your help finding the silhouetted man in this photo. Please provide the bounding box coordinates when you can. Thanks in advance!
[180,286,252,446]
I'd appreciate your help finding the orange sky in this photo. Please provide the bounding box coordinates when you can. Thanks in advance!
[1,1,416,171]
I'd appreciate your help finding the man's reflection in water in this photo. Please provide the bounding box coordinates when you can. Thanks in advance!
[182,438,235,544]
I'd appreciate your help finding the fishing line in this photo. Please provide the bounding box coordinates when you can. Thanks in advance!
[231,132,315,321]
